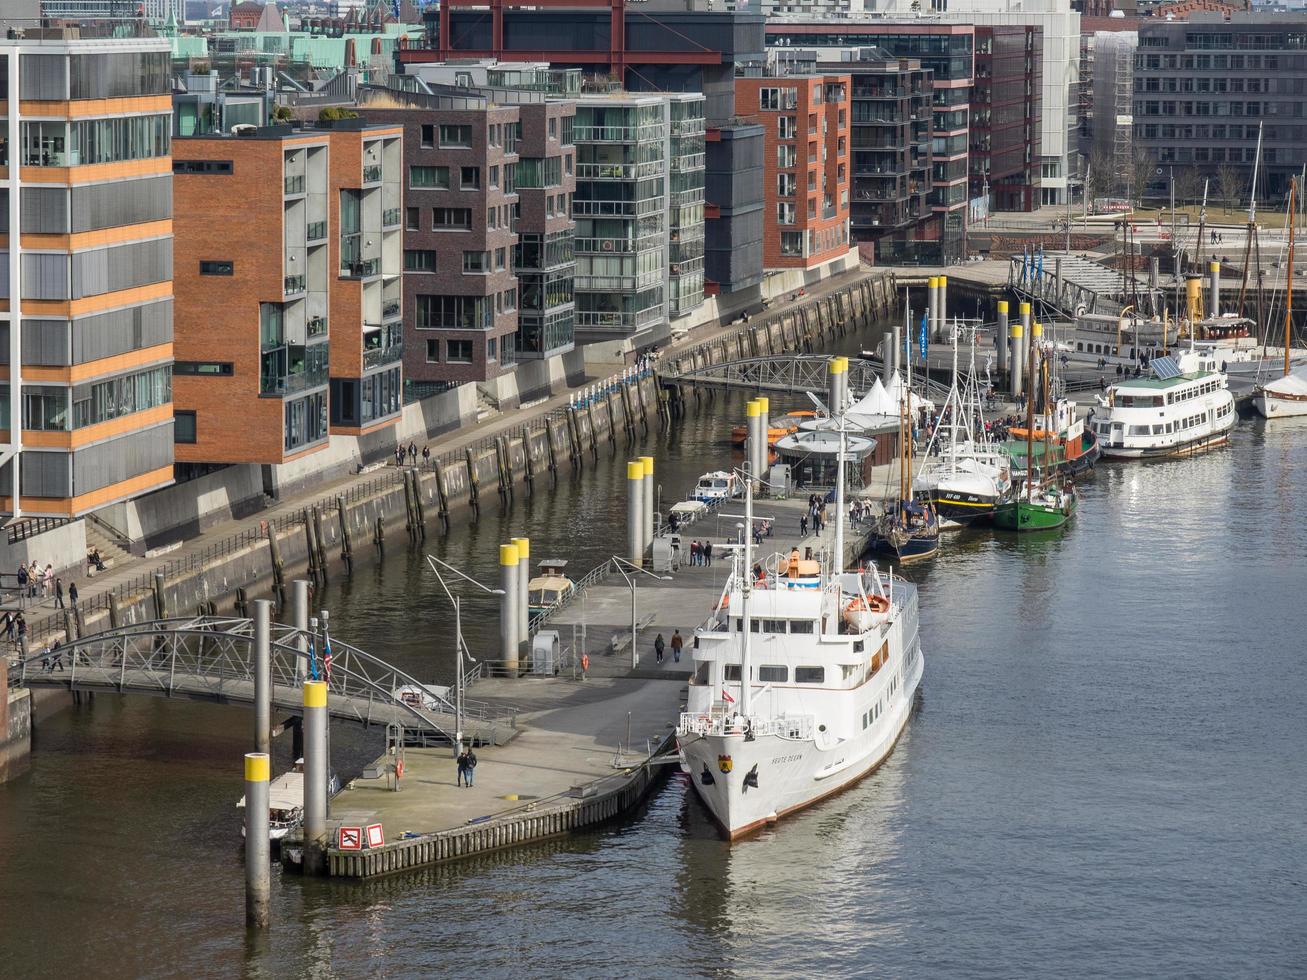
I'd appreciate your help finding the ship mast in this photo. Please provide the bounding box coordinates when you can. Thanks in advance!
[1025,320,1036,501]
[1287,177,1296,379]
[740,469,754,719]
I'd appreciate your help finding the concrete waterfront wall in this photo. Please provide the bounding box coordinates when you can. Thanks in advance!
[326,734,674,879]
[0,520,88,578]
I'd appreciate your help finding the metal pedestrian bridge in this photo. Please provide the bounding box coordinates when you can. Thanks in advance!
[660,354,951,402]
[7,616,518,746]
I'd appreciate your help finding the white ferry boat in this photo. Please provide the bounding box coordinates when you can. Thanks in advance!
[676,432,923,838]
[1089,350,1236,459]
[691,470,741,503]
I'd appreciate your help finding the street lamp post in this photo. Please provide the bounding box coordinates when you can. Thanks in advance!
[609,556,673,670]
[426,555,506,756]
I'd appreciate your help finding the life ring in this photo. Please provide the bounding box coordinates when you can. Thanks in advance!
[395,758,405,780]
[846,595,890,614]
[581,653,591,672]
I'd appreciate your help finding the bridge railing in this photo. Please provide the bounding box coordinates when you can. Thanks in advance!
[13,617,517,741]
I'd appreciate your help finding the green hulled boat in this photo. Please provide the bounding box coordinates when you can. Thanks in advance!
[992,483,1077,531]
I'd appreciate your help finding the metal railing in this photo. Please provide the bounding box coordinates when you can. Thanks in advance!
[10,616,517,742]
[284,274,305,295]
[284,174,305,195]
[7,517,71,545]
[363,343,404,369]
[362,164,383,183]
[677,712,815,739]
[382,207,402,227]
[307,221,327,242]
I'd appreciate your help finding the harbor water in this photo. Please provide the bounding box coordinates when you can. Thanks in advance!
[1,336,1305,975]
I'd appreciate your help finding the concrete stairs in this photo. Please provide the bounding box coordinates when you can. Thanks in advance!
[83,519,134,572]
[475,389,500,423]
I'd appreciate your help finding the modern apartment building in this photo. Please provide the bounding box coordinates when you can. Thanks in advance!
[1133,13,1307,200]
[778,47,934,264]
[171,121,402,471]
[0,31,176,518]
[362,77,578,386]
[735,72,852,273]
[667,94,706,318]
[324,121,404,435]
[405,0,765,302]
[767,21,974,262]
[972,25,1042,212]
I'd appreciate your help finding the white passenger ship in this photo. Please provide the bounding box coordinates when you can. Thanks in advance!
[676,427,923,838]
[1090,350,1236,458]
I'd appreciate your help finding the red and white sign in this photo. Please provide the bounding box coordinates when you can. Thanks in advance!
[365,823,385,849]
[338,826,362,850]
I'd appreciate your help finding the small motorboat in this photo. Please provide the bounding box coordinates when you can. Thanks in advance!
[237,758,341,844]
[730,410,814,447]
[691,470,741,502]
[526,559,575,615]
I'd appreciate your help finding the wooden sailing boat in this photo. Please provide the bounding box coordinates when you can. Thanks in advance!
[873,344,940,562]
[994,329,1078,531]
[1254,177,1307,418]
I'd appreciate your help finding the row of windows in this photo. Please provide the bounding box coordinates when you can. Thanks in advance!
[416,294,492,330]
[723,664,826,684]
[732,618,815,635]
[18,115,170,168]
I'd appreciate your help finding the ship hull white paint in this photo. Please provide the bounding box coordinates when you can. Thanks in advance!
[1253,393,1307,419]
[679,632,923,839]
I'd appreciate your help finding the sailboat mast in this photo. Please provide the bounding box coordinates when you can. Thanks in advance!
[1025,320,1036,501]
[1287,177,1296,378]
[834,409,846,577]
[740,475,754,718]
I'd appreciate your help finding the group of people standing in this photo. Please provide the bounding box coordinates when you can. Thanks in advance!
[394,442,432,467]
[14,561,76,610]
[799,494,829,537]
[687,539,714,566]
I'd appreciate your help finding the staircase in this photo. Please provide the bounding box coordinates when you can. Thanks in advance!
[475,388,501,423]
[82,517,135,572]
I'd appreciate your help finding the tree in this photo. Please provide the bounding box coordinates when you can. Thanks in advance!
[318,107,359,122]
[1172,166,1204,209]
[271,104,293,123]
[1126,147,1156,208]
[1215,163,1245,214]
[1085,150,1115,209]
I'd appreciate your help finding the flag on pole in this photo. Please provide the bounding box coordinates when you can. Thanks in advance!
[721,688,735,704]
[918,311,929,363]
[309,637,319,681]
[323,635,333,683]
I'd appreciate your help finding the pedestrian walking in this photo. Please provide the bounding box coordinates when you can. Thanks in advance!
[704,541,713,566]
[408,442,417,464]
[17,564,28,598]
[68,581,78,606]
[54,577,64,609]
[48,640,63,673]
[42,564,53,598]
[670,629,683,663]
[654,633,666,665]
[800,514,808,536]
[464,747,477,786]
[422,445,431,464]
[456,748,471,787]
[690,539,700,566]
[16,613,27,649]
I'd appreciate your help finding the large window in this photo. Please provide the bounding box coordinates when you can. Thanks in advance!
[284,391,327,452]
[174,410,197,444]
[410,165,450,189]
[22,115,172,167]
[439,124,472,148]
[416,294,492,330]
[446,340,473,363]
[759,86,799,111]
[71,365,171,430]
[404,249,437,273]
[433,208,472,230]
[69,52,170,100]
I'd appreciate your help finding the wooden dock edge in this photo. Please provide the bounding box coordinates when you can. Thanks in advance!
[326,733,678,879]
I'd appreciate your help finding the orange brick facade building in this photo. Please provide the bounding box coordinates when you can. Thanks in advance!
[172,122,403,469]
[735,74,852,273]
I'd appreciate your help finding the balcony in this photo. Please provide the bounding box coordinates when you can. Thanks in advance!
[307,221,327,242]
[307,315,327,338]
[364,342,404,369]
[284,274,306,295]
[383,207,402,228]
[382,300,402,321]
[284,174,305,195]
[261,370,326,397]
[342,258,380,278]
[363,164,383,184]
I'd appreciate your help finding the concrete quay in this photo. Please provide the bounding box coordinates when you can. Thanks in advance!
[312,488,875,878]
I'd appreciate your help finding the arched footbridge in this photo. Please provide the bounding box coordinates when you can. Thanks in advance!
[7,616,518,746]
[660,354,951,402]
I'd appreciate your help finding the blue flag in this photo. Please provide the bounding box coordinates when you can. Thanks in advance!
[918,312,929,363]
[309,637,318,681]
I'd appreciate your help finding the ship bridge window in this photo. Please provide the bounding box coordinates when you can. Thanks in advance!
[694,662,709,684]
[1152,424,1164,434]
[759,665,788,682]
[761,619,787,633]
[734,619,762,632]
[1129,425,1151,436]
[795,666,825,684]
[790,620,815,634]
[724,664,741,681]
